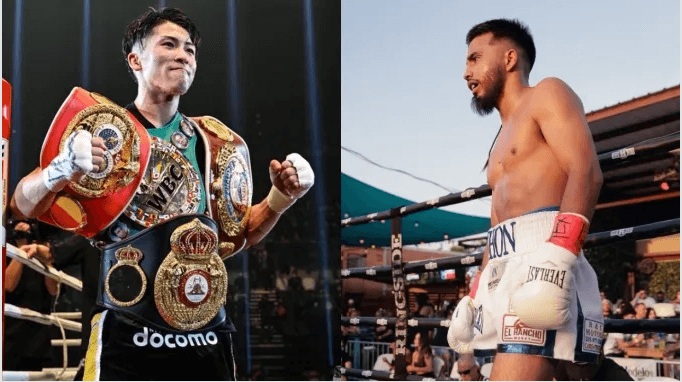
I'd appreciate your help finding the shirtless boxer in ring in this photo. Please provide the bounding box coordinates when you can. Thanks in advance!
[447,19,604,380]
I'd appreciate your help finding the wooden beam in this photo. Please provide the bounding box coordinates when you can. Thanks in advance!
[587,86,680,123]
[596,191,680,210]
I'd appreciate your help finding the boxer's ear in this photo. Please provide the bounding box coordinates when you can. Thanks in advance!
[128,52,142,72]
[504,49,519,73]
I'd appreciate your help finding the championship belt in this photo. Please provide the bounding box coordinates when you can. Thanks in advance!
[123,136,202,228]
[97,214,228,332]
[192,116,252,259]
[38,88,151,238]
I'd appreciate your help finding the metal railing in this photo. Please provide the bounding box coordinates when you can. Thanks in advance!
[343,339,680,380]
[344,339,454,373]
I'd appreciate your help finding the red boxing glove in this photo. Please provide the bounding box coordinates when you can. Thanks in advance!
[548,213,590,255]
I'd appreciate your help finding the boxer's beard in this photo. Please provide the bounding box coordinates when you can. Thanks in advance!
[471,67,505,116]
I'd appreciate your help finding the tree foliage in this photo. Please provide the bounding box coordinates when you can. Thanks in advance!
[648,261,680,299]
[583,241,637,303]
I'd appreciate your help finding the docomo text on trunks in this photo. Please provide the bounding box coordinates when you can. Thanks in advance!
[133,327,219,348]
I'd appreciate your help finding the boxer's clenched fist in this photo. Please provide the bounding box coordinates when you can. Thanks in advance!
[42,130,107,192]
[267,153,314,213]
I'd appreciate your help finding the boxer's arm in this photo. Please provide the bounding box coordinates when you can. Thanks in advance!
[534,78,603,221]
[244,199,282,249]
[11,134,106,219]
[4,258,24,292]
[244,154,314,248]
[10,167,59,219]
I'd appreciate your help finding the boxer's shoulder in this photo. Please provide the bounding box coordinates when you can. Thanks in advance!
[531,78,582,107]
[529,77,584,123]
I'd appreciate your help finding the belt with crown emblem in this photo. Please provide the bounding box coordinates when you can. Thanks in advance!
[96,214,230,332]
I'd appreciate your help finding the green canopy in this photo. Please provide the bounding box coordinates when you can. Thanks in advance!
[341,173,491,247]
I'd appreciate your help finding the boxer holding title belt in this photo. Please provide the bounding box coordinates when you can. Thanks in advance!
[9,8,314,381]
[37,87,151,237]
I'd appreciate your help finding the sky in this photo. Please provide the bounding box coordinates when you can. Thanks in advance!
[341,0,680,219]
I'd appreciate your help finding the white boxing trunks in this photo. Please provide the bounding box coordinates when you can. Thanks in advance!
[471,207,603,363]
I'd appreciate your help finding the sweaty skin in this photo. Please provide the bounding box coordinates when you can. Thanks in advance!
[463,32,603,380]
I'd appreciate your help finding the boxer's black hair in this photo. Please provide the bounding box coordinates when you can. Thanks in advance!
[466,19,536,76]
[122,7,201,82]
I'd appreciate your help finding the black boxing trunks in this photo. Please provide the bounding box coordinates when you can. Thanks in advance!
[84,214,236,380]
[83,309,237,380]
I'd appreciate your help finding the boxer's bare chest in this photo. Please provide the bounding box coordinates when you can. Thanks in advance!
[486,92,567,221]
[487,108,545,189]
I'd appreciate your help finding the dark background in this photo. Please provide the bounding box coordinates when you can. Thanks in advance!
[3,0,340,379]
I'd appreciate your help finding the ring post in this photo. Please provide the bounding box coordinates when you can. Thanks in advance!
[390,215,408,380]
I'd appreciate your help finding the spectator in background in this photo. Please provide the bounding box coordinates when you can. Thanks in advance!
[634,303,648,320]
[432,308,454,375]
[631,289,656,309]
[345,298,356,317]
[406,332,434,378]
[602,307,638,357]
[341,308,361,340]
[374,340,413,373]
[602,299,613,318]
[409,305,433,346]
[614,301,630,318]
[301,269,317,292]
[288,266,302,291]
[3,220,58,371]
[456,353,486,381]
[645,308,667,345]
[655,291,670,304]
[275,268,289,292]
[253,246,274,290]
[647,307,658,320]
[339,339,353,381]
[374,308,394,343]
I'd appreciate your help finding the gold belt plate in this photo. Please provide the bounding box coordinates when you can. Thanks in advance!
[154,218,227,331]
[60,103,141,198]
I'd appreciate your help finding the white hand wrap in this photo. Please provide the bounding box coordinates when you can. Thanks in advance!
[267,153,314,213]
[510,242,578,330]
[447,295,475,354]
[42,130,93,192]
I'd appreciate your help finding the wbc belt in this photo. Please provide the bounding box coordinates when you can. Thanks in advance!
[97,214,228,332]
[39,88,151,238]
[191,116,252,259]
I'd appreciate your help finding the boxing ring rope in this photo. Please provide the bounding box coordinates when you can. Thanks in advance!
[336,368,432,381]
[5,243,83,291]
[340,316,681,334]
[3,304,81,381]
[341,132,679,228]
[50,312,82,320]
[340,134,680,380]
[4,245,83,380]
[4,303,82,332]
[51,339,82,347]
[341,218,679,280]
[597,132,679,168]
[2,369,79,382]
